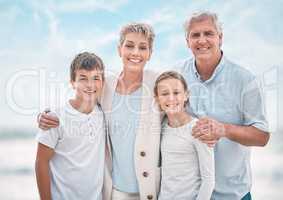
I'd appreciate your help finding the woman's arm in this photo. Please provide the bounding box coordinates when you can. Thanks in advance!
[35,143,55,200]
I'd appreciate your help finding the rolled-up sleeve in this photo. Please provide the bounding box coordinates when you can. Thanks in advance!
[241,77,269,133]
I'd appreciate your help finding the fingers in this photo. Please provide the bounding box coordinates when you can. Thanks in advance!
[39,114,59,126]
[38,112,59,130]
[192,117,223,142]
[38,124,50,131]
[41,113,59,124]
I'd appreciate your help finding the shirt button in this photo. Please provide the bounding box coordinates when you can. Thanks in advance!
[140,151,146,157]
[143,171,149,177]
[147,194,153,199]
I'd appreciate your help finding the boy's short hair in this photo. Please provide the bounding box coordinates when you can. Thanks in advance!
[70,52,105,81]
[119,22,155,50]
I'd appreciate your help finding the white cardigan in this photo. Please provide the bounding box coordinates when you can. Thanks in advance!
[101,69,162,200]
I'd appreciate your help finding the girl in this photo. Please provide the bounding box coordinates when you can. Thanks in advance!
[154,71,215,200]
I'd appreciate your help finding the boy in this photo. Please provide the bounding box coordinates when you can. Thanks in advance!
[35,52,106,200]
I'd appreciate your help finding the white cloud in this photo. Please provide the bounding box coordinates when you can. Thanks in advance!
[27,0,128,15]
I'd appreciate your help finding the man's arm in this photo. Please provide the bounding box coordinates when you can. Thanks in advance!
[35,143,55,200]
[224,123,269,146]
[192,117,270,147]
[38,111,60,130]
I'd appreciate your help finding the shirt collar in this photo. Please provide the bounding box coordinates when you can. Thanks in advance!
[192,52,226,83]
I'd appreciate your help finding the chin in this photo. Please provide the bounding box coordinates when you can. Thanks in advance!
[83,96,97,103]
[125,64,144,72]
[164,109,180,115]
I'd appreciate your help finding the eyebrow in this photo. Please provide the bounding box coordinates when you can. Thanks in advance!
[125,40,148,45]
[78,74,87,77]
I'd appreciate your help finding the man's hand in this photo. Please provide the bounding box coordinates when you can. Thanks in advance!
[38,111,60,130]
[192,117,226,147]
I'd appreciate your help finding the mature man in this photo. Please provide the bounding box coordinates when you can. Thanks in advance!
[179,11,269,200]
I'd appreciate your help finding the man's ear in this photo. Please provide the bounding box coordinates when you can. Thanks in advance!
[219,32,223,47]
[186,37,191,49]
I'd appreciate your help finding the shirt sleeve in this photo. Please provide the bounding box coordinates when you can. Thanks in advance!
[193,138,215,200]
[241,77,269,133]
[36,127,61,149]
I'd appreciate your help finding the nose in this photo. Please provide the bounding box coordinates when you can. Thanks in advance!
[86,80,95,89]
[132,46,140,55]
[198,33,207,44]
[168,93,175,101]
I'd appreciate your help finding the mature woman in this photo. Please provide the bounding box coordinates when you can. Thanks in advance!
[38,23,162,200]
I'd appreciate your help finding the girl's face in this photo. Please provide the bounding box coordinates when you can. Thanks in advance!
[118,32,152,73]
[156,78,188,114]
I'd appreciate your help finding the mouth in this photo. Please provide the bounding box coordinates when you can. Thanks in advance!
[83,90,97,95]
[196,47,210,52]
[165,103,180,108]
[128,58,143,64]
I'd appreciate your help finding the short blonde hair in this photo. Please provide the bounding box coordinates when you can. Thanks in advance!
[184,11,222,38]
[119,22,155,50]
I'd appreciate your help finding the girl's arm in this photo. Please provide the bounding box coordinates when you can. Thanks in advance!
[193,139,215,200]
[35,143,55,200]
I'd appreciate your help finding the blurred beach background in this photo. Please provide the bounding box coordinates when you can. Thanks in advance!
[1,0,282,199]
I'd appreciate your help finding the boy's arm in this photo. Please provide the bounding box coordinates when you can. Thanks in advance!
[35,143,55,200]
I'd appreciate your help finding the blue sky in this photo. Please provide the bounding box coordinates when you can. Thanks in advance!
[0,0,282,128]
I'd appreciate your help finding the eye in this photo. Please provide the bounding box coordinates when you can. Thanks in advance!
[93,76,101,80]
[190,32,200,38]
[125,44,134,48]
[139,45,148,50]
[204,31,215,37]
[160,92,169,96]
[173,91,180,95]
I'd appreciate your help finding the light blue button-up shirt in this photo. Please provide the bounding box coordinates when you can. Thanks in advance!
[110,88,142,193]
[178,55,268,200]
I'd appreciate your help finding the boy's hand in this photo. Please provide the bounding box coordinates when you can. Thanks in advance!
[38,110,60,130]
[192,117,226,147]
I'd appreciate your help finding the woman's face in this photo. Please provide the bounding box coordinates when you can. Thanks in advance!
[118,32,152,73]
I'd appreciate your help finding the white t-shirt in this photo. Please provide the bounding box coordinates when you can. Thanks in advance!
[158,118,215,200]
[36,101,105,200]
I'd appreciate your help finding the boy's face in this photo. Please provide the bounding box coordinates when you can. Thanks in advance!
[156,78,188,114]
[71,69,103,103]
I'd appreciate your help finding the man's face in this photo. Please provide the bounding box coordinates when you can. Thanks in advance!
[186,18,222,62]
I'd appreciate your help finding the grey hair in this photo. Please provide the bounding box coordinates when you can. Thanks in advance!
[119,22,155,50]
[184,11,222,38]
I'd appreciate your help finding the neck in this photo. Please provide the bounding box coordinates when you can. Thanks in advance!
[167,110,192,128]
[196,52,222,81]
[117,70,143,94]
[69,98,96,114]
